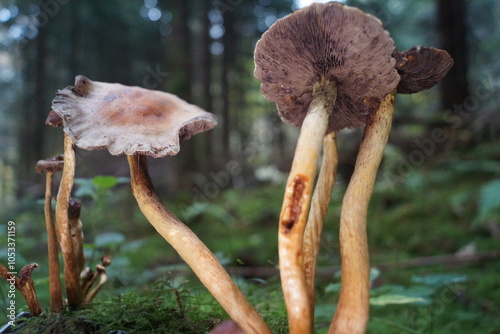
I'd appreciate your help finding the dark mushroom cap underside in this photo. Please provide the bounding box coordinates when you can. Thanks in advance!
[254,2,399,132]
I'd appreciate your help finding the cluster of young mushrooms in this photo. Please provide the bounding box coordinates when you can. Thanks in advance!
[1,2,453,333]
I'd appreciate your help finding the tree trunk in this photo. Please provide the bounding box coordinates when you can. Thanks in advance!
[200,0,214,167]
[17,4,49,194]
[221,9,236,159]
[437,0,469,109]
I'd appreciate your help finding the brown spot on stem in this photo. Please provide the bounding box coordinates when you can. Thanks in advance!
[283,175,307,232]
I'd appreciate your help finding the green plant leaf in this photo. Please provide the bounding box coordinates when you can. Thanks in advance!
[370,294,429,306]
[181,202,233,225]
[92,175,119,190]
[370,284,435,306]
[474,179,500,224]
[411,273,467,287]
[325,282,341,293]
[94,231,126,248]
[74,178,95,198]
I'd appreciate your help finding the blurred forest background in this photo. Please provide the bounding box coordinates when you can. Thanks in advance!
[0,0,498,199]
[0,0,499,332]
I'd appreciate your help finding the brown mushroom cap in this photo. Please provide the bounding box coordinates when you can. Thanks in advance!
[254,2,399,132]
[51,76,217,158]
[393,45,454,94]
[45,110,63,127]
[36,155,64,174]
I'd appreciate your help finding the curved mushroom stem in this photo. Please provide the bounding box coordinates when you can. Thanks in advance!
[56,133,84,309]
[329,92,395,334]
[279,80,337,333]
[127,154,271,334]
[44,171,63,312]
[303,131,338,311]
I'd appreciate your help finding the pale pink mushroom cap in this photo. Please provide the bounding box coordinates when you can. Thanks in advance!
[51,76,217,158]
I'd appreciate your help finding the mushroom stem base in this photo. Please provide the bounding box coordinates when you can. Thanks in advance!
[329,93,395,334]
[127,154,271,334]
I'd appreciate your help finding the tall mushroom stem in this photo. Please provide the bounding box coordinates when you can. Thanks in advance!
[303,131,338,311]
[56,133,84,309]
[127,153,271,334]
[279,80,337,333]
[44,170,63,312]
[329,92,395,334]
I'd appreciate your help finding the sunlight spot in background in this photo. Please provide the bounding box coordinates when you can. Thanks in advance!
[210,24,225,39]
[210,41,224,56]
[295,0,347,9]
[147,7,161,21]
[139,0,172,36]
[0,7,12,22]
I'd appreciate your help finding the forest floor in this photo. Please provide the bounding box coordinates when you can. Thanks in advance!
[1,154,500,333]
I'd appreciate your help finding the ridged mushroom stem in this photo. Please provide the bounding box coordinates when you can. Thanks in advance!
[127,154,271,334]
[303,131,338,312]
[55,133,84,309]
[279,80,337,334]
[329,92,395,334]
[44,171,63,312]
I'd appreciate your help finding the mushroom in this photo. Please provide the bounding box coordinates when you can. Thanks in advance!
[393,45,454,94]
[49,75,271,334]
[254,3,398,332]
[329,91,395,333]
[82,264,105,298]
[82,255,111,299]
[84,267,108,303]
[0,263,43,316]
[36,155,64,312]
[329,49,453,333]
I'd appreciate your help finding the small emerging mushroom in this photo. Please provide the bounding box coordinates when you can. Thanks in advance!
[0,263,42,316]
[82,255,111,300]
[84,268,107,303]
[36,155,64,312]
[82,264,105,300]
[254,3,398,332]
[49,75,270,334]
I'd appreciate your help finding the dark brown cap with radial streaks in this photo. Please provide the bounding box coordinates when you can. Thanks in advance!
[393,45,454,94]
[254,2,399,132]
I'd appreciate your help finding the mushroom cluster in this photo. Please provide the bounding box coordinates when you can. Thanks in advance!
[254,2,452,333]
[35,2,452,332]
[48,76,270,334]
[36,153,114,311]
